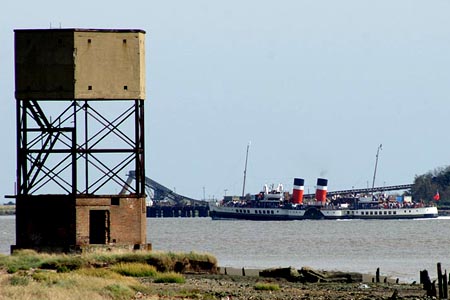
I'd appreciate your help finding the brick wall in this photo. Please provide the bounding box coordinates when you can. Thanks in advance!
[75,196,146,247]
[14,195,147,252]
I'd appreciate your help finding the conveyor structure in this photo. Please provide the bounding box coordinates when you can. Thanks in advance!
[122,170,206,206]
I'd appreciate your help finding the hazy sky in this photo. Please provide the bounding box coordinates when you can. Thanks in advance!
[1,1,450,202]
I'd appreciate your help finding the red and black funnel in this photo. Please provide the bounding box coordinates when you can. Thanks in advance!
[292,178,304,204]
[315,178,328,203]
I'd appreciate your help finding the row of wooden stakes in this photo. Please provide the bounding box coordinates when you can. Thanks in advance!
[420,262,448,299]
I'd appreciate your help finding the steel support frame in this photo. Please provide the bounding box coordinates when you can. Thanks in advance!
[16,99,145,197]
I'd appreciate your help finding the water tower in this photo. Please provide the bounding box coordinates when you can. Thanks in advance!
[11,28,148,252]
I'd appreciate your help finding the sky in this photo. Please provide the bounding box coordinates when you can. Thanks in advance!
[1,1,450,202]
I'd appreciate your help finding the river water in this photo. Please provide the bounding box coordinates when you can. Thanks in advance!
[1,215,449,282]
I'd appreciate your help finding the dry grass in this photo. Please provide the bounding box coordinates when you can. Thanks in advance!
[254,282,281,291]
[153,271,185,283]
[1,267,155,299]
[0,249,215,299]
[0,270,146,300]
[110,262,158,277]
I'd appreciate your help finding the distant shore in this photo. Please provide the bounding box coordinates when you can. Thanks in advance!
[2,205,450,216]
[0,205,15,215]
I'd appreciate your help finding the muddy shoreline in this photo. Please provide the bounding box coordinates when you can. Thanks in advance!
[139,266,427,299]
[141,272,426,299]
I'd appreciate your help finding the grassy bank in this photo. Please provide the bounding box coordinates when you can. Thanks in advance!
[0,249,216,300]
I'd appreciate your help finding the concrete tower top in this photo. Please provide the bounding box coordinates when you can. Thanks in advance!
[14,28,146,100]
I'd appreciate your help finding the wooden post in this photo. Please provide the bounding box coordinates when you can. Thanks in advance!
[376,267,380,283]
[432,281,438,298]
[421,270,434,297]
[444,270,448,300]
[438,262,444,299]
[390,289,398,300]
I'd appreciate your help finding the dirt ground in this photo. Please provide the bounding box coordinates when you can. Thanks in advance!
[138,273,427,300]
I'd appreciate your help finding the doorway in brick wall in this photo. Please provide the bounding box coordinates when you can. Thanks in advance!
[89,210,110,244]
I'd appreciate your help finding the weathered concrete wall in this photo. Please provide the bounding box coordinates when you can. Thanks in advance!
[14,30,75,100]
[73,31,145,100]
[15,29,145,100]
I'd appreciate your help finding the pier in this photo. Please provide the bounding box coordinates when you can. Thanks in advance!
[0,205,15,215]
[146,205,209,218]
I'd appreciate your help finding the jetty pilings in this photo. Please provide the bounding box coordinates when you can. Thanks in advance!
[146,205,209,218]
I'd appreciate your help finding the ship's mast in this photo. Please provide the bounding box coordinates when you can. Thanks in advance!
[371,143,383,194]
[242,142,250,198]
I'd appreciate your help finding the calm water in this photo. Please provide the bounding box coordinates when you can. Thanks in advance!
[2,215,450,282]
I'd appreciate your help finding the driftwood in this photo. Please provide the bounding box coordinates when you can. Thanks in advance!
[259,267,301,282]
[312,269,363,283]
[259,267,362,283]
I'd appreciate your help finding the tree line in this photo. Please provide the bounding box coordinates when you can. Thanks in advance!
[410,165,450,205]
